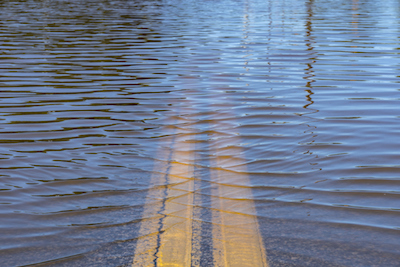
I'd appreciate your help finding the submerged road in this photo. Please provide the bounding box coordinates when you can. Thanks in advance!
[2,0,400,266]
[132,97,268,266]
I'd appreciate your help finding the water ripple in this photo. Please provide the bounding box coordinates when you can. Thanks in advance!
[1,0,400,265]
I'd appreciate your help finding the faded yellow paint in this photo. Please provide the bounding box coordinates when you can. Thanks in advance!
[132,106,268,266]
[157,158,195,266]
[132,125,197,267]
[211,150,269,267]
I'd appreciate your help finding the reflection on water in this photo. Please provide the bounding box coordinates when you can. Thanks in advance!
[1,0,400,266]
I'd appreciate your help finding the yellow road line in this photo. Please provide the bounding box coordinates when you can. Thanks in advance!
[157,155,195,266]
[132,123,197,267]
[210,139,269,267]
[132,109,268,267]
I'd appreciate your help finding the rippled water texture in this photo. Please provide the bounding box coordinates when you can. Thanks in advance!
[1,0,400,266]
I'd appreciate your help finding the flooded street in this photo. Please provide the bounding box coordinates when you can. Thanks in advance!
[1,0,400,266]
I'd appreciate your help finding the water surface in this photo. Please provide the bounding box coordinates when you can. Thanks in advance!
[1,0,400,266]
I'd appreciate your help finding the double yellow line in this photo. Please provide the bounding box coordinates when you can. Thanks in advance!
[131,101,268,266]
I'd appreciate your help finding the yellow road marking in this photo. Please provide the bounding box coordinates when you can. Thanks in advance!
[210,138,269,267]
[132,108,268,267]
[157,157,195,266]
[132,122,197,266]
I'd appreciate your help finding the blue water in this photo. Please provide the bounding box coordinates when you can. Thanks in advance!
[1,0,400,265]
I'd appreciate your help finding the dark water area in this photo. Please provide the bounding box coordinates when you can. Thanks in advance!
[1,0,400,266]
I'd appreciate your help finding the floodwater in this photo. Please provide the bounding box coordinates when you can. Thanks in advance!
[1,0,400,266]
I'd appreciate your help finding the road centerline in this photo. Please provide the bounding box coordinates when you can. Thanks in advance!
[132,101,268,266]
